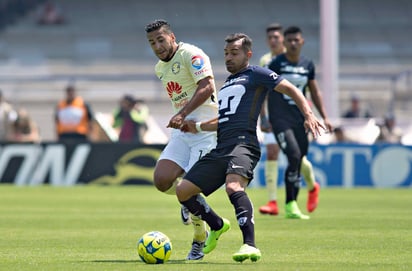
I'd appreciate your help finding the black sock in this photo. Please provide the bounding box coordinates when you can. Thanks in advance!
[229,191,255,247]
[180,194,223,230]
[285,170,300,203]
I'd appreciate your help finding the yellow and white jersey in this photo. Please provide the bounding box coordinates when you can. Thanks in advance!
[259,52,274,68]
[155,42,218,121]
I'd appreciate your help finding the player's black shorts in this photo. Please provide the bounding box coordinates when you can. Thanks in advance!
[274,124,309,158]
[183,143,261,196]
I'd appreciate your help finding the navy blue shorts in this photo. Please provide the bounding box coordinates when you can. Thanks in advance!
[183,144,261,196]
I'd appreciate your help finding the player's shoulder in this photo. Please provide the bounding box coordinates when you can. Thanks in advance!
[178,42,208,57]
[299,55,314,65]
[268,53,286,67]
[259,52,272,66]
[249,65,267,73]
[273,53,287,62]
[248,65,276,80]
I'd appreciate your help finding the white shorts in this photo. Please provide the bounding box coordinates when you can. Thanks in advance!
[159,129,217,173]
[263,131,277,145]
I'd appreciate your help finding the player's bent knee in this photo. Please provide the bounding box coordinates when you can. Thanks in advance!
[176,180,201,202]
[225,178,246,195]
[153,176,173,192]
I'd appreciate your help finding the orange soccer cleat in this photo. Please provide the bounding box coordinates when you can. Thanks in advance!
[259,200,279,215]
[307,182,320,212]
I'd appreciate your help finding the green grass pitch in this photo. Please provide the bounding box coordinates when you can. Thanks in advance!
[0,185,411,271]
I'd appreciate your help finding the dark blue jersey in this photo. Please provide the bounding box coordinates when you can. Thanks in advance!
[267,53,315,131]
[217,65,283,148]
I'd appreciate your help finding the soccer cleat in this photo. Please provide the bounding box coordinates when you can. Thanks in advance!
[186,240,205,260]
[285,201,310,220]
[181,205,192,225]
[203,218,231,254]
[232,244,261,262]
[259,200,279,215]
[307,182,320,213]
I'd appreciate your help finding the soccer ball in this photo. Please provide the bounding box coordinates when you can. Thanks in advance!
[137,231,172,264]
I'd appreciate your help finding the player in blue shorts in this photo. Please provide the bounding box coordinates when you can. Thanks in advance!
[177,33,325,262]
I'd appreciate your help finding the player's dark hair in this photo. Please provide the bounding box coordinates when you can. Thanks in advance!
[145,19,172,33]
[284,26,302,36]
[225,33,252,53]
[266,22,283,33]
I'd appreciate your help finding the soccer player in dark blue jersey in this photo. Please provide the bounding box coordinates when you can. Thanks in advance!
[268,26,333,219]
[176,33,324,262]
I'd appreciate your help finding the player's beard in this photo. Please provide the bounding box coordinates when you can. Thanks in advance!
[160,42,177,62]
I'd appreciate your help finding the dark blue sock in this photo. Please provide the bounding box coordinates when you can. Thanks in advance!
[180,194,223,231]
[229,191,255,247]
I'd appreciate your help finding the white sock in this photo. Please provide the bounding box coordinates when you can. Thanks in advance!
[265,160,278,201]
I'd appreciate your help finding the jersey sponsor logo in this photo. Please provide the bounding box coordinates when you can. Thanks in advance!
[171,91,188,102]
[0,144,90,185]
[269,72,279,80]
[191,55,204,70]
[194,67,208,76]
[221,77,247,88]
[172,62,181,74]
[166,81,183,98]
[281,65,309,74]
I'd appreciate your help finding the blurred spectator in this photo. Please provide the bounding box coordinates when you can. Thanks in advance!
[0,90,15,141]
[55,85,93,143]
[37,1,66,25]
[375,113,403,144]
[7,108,40,143]
[342,94,373,118]
[112,95,149,143]
[332,126,355,143]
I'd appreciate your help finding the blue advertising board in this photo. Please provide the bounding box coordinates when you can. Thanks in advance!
[254,143,412,188]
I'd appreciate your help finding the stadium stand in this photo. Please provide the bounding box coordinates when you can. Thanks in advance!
[0,0,411,141]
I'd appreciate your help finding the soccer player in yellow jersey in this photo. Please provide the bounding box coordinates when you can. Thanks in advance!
[145,19,218,260]
[258,23,321,216]
[258,23,285,216]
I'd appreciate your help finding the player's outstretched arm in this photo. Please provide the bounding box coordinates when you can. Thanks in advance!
[308,79,333,133]
[274,79,325,138]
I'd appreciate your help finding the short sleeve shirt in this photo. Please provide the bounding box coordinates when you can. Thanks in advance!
[217,65,283,148]
[155,42,218,121]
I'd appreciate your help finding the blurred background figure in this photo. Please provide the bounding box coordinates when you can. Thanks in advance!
[0,90,15,142]
[55,85,93,143]
[342,94,373,118]
[112,94,149,143]
[7,108,41,143]
[332,126,354,143]
[375,113,403,144]
[37,1,66,25]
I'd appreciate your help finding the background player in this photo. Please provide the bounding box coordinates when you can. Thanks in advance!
[259,23,323,215]
[145,19,218,260]
[177,33,325,262]
[268,26,333,219]
[258,22,285,215]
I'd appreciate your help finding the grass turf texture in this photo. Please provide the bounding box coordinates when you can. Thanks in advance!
[0,185,411,271]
